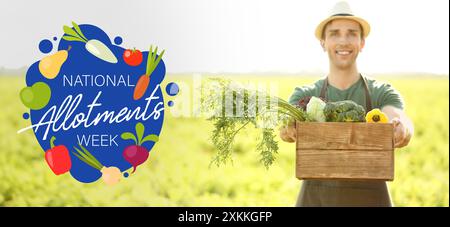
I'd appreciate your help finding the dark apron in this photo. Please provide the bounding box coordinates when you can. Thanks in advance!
[296,74,393,207]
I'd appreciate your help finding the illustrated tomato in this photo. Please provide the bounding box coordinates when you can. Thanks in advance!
[123,48,143,66]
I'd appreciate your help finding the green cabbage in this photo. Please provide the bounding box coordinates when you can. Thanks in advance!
[306,96,326,122]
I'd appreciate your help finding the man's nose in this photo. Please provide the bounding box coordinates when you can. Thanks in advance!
[337,35,350,45]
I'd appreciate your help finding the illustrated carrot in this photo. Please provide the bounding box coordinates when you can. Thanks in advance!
[133,45,165,100]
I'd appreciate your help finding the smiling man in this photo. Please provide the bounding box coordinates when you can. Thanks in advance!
[280,1,414,206]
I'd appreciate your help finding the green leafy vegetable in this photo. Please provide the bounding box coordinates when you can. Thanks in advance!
[201,78,306,169]
[323,100,366,122]
[306,96,326,122]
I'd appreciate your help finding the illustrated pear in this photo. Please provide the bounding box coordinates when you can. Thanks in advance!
[39,46,71,79]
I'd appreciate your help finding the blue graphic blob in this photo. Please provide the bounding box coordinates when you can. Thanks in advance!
[39,39,53,53]
[25,24,166,183]
[114,36,123,45]
[166,82,179,96]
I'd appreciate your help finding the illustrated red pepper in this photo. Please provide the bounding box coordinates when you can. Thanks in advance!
[45,136,72,175]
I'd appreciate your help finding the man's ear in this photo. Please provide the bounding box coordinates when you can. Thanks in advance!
[360,38,366,52]
[320,40,326,52]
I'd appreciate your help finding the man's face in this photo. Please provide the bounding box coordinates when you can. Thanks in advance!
[321,19,365,70]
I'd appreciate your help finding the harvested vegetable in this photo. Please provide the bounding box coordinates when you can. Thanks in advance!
[121,122,159,173]
[296,96,326,111]
[62,21,118,63]
[306,96,326,122]
[45,136,72,175]
[133,45,165,100]
[72,144,121,185]
[366,108,389,123]
[201,78,306,168]
[323,100,366,122]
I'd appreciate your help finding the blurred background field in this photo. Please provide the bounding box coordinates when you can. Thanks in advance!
[0,74,448,207]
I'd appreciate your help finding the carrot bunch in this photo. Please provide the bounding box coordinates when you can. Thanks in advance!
[133,46,165,100]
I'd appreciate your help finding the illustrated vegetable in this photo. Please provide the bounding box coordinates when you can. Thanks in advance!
[306,96,326,122]
[366,108,389,123]
[323,100,366,122]
[62,21,118,63]
[133,45,165,100]
[45,136,72,175]
[20,82,51,110]
[72,144,121,185]
[39,46,71,79]
[100,167,122,185]
[121,122,159,173]
[123,48,143,66]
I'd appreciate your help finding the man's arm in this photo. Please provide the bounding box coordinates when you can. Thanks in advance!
[381,105,414,148]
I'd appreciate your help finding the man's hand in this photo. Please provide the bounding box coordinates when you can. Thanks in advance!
[391,117,412,148]
[279,122,297,143]
[382,106,414,148]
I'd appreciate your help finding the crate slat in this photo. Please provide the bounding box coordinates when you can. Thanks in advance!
[295,122,394,181]
[296,122,393,150]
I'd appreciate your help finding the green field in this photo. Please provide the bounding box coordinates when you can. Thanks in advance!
[0,74,448,206]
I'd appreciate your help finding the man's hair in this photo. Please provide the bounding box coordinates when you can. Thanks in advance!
[321,20,365,40]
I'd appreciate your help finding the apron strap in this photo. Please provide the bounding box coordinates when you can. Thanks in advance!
[361,75,373,111]
[319,74,373,113]
[319,78,328,100]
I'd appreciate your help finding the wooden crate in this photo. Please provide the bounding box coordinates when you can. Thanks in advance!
[296,122,394,181]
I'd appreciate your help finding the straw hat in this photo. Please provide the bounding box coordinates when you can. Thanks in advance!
[315,1,370,40]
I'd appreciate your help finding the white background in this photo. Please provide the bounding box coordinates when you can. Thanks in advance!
[0,0,448,74]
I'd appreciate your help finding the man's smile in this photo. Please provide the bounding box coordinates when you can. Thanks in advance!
[335,50,353,56]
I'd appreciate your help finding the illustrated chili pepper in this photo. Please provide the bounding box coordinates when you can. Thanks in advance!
[45,136,72,175]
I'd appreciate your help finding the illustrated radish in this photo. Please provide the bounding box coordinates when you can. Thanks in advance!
[62,21,118,63]
[121,122,159,173]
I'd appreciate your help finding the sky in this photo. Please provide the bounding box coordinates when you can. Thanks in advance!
[0,0,448,74]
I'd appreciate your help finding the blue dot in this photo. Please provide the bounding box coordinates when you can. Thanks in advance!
[114,36,123,45]
[123,172,129,178]
[23,112,29,119]
[39,39,53,53]
[168,101,174,107]
[166,82,179,96]
[53,37,57,41]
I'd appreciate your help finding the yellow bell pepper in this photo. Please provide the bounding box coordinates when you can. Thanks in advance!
[365,108,389,123]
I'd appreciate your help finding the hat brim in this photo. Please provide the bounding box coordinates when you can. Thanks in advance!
[315,16,370,40]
